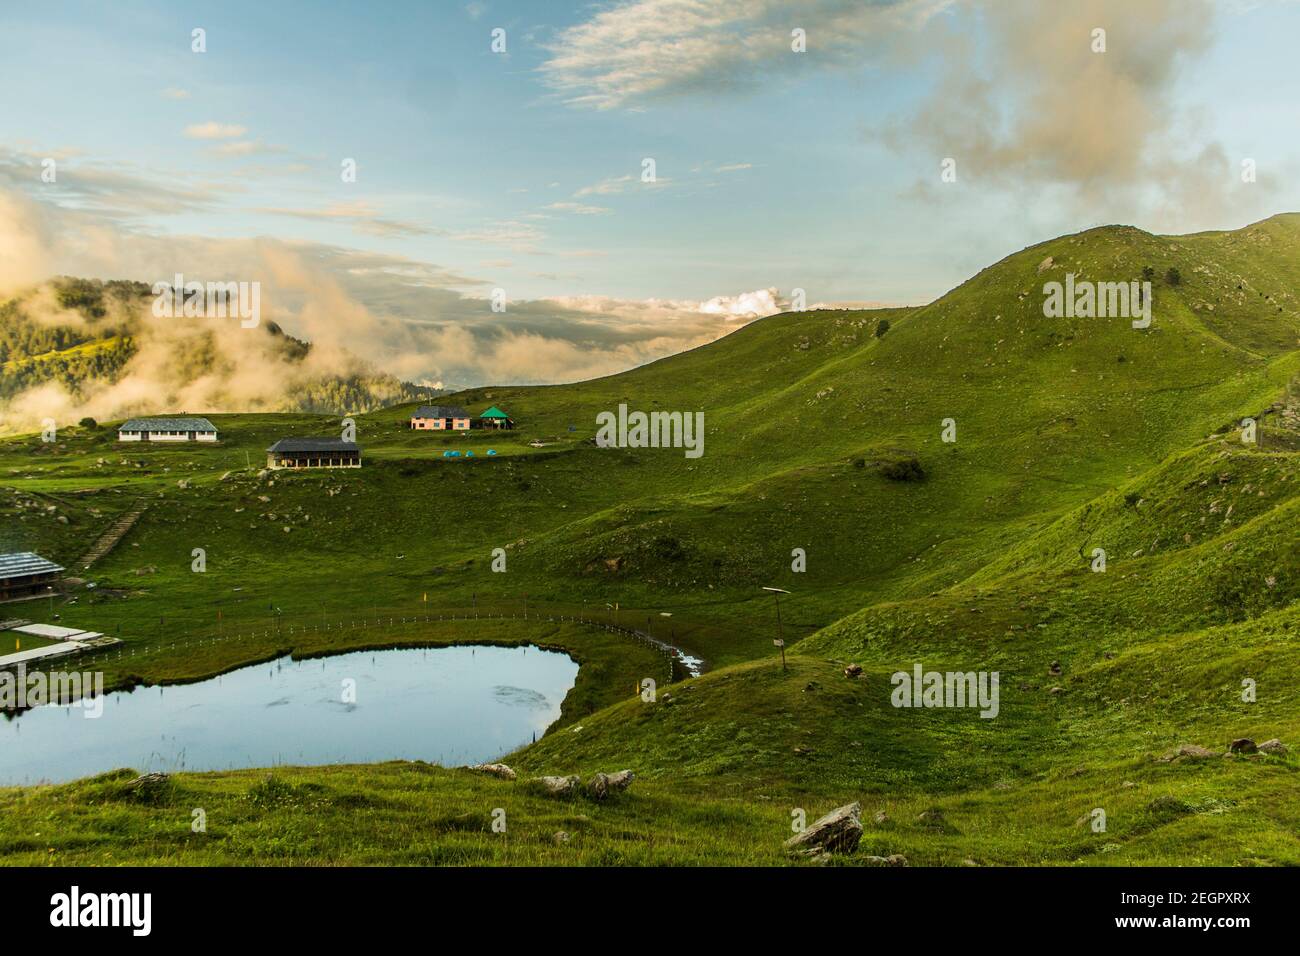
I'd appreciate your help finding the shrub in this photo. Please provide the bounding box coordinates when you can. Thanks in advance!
[875,319,891,338]
[78,417,98,429]
[650,536,687,562]
[881,457,925,482]
[1165,267,1181,286]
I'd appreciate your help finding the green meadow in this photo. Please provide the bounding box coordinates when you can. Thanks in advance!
[1,216,1298,865]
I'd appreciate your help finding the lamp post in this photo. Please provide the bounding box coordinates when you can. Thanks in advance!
[763,587,790,672]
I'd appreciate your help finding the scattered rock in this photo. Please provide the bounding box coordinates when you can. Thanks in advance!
[873,810,890,825]
[1047,660,1062,676]
[1037,255,1055,273]
[470,763,516,781]
[1228,738,1257,754]
[843,663,863,678]
[1147,795,1189,815]
[125,772,171,798]
[1258,738,1287,755]
[552,831,570,845]
[862,854,909,867]
[586,770,635,800]
[915,808,947,829]
[529,775,581,799]
[783,802,862,856]
[1164,744,1220,761]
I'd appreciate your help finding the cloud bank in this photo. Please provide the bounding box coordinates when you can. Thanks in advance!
[0,182,788,429]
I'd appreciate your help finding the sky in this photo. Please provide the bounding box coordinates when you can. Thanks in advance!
[2,0,1299,393]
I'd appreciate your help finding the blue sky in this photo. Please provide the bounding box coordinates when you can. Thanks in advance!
[2,0,1299,389]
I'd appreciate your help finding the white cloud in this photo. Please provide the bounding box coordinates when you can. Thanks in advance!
[258,200,435,238]
[451,219,548,252]
[543,201,612,215]
[539,0,949,110]
[697,287,782,318]
[213,140,284,157]
[0,146,218,220]
[183,122,248,140]
[574,174,635,197]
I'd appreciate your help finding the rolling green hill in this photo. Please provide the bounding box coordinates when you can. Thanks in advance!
[1,215,1297,866]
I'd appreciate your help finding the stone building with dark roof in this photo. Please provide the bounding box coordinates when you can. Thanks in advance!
[0,552,64,602]
[266,438,362,470]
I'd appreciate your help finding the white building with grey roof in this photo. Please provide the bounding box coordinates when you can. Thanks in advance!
[117,416,218,442]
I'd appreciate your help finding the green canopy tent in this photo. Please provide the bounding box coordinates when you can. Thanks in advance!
[478,405,515,429]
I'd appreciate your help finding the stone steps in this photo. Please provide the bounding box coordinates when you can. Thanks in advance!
[78,500,149,570]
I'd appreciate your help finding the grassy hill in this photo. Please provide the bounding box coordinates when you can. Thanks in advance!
[1,215,1297,865]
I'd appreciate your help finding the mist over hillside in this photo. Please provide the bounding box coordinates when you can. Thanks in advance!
[0,277,447,432]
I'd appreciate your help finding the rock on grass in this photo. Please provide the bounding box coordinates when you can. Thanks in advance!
[784,802,862,857]
[470,763,517,781]
[528,775,581,799]
[586,770,634,800]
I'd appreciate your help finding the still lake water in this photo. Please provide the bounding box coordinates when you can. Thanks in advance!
[0,644,579,785]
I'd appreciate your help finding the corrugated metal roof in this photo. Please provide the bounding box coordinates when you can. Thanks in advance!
[479,405,511,418]
[0,552,64,580]
[413,405,470,419]
[266,438,361,453]
[119,417,217,432]
[11,623,88,639]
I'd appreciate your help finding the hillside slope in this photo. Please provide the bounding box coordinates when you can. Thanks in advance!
[2,216,1298,866]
